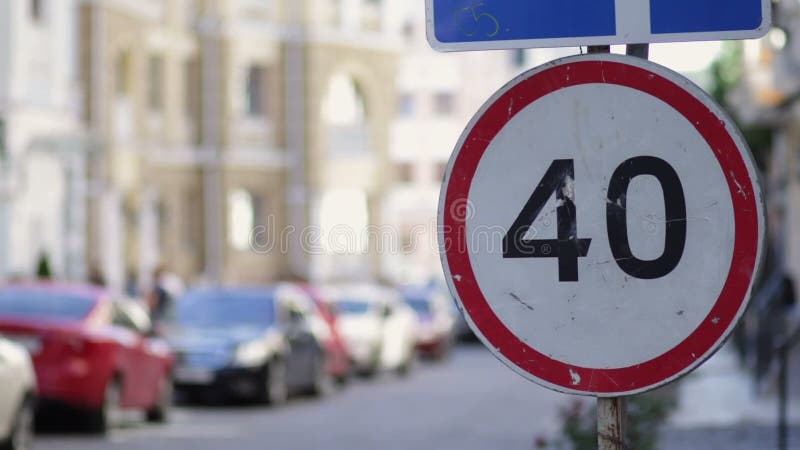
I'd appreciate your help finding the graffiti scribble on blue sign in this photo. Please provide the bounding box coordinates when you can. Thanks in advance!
[433,0,616,43]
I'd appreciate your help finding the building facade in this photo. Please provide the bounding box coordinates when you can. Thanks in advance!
[383,1,576,284]
[73,0,404,289]
[0,0,89,281]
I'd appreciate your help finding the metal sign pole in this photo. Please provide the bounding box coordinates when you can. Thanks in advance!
[598,397,627,449]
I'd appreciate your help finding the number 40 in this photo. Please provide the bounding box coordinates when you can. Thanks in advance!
[502,157,687,282]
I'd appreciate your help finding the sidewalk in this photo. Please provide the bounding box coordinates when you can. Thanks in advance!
[660,343,800,449]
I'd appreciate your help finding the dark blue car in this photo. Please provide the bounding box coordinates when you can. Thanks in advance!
[167,285,330,404]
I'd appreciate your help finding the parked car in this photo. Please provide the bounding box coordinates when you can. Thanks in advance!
[429,277,474,341]
[294,284,351,385]
[321,284,417,377]
[0,283,173,433]
[0,337,36,450]
[400,285,456,359]
[167,285,330,404]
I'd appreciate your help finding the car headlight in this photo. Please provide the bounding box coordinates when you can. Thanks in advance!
[234,340,269,367]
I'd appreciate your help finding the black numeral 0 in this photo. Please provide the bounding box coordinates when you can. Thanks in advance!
[606,156,686,279]
[503,156,687,282]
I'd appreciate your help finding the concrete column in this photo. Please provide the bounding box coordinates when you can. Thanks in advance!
[100,190,125,292]
[200,20,224,283]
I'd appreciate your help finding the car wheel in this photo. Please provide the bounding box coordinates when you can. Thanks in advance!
[146,374,172,423]
[334,369,350,387]
[357,345,381,378]
[434,337,452,361]
[260,359,288,406]
[358,361,378,378]
[309,352,334,397]
[0,397,34,450]
[89,378,122,433]
[396,348,415,377]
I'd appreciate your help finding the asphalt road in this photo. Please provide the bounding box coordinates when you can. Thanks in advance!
[35,345,580,450]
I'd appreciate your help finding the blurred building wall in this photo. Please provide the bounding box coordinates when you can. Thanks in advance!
[0,0,573,288]
[735,7,800,284]
[72,0,405,287]
[0,0,89,282]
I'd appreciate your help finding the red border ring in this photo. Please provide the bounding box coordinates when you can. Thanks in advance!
[440,54,763,396]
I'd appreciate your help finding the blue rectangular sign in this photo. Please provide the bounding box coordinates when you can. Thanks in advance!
[427,0,770,51]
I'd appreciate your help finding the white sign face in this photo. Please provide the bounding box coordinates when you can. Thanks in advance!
[439,54,764,396]
[427,0,770,51]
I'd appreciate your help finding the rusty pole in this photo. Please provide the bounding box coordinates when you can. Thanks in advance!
[598,397,627,450]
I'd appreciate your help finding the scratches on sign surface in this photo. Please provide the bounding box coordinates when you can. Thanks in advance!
[508,292,534,311]
[729,171,748,199]
[569,368,581,386]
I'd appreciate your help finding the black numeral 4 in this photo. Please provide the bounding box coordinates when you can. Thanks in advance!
[502,160,591,282]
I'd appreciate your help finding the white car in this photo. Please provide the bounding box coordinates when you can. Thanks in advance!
[0,337,36,450]
[321,284,417,377]
[400,285,457,359]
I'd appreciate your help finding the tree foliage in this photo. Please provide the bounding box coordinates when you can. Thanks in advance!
[708,41,774,171]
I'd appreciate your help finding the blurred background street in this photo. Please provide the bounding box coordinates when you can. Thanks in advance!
[35,345,573,450]
[27,343,800,450]
[0,0,798,449]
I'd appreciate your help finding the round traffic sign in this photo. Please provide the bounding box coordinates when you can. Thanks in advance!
[438,53,764,396]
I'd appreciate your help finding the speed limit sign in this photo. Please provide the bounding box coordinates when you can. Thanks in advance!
[439,53,764,396]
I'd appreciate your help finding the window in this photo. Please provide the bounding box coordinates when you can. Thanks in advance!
[0,289,95,320]
[229,189,255,251]
[329,0,343,26]
[402,20,415,40]
[182,188,202,252]
[115,51,131,96]
[332,300,370,315]
[323,75,369,156]
[322,74,367,126]
[245,65,266,116]
[435,162,447,181]
[319,189,368,254]
[30,0,43,22]
[112,301,153,334]
[397,93,414,117]
[185,0,199,26]
[148,55,164,111]
[433,92,455,115]
[396,162,414,182]
[252,193,266,227]
[177,290,276,329]
[0,118,6,160]
[157,200,169,251]
[400,223,415,253]
[184,58,199,116]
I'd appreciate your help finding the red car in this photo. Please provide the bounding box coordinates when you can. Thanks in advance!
[0,283,173,432]
[295,284,351,384]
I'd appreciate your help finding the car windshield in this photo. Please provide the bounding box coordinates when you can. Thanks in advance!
[176,290,275,330]
[334,299,371,315]
[0,289,96,320]
[405,298,431,315]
